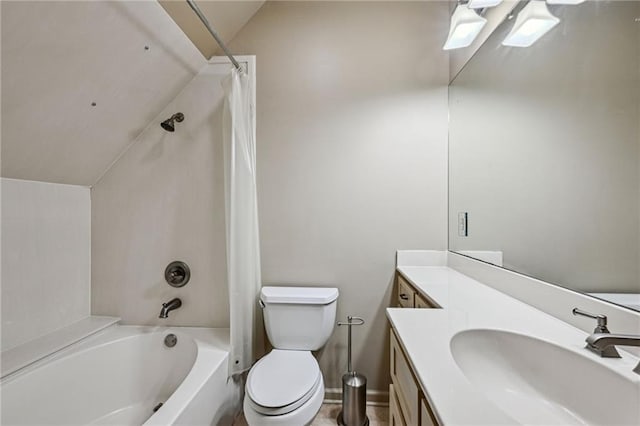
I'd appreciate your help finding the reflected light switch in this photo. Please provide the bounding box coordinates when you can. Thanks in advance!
[458,212,468,237]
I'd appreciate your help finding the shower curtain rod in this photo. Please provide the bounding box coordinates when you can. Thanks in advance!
[186,0,243,72]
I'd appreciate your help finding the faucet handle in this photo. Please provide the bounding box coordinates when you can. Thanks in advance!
[572,308,610,333]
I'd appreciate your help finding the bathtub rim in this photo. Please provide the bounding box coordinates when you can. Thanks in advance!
[1,316,120,379]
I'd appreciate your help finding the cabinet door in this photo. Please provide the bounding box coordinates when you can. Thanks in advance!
[390,330,419,425]
[397,275,416,308]
[420,396,439,426]
[390,384,407,426]
[415,293,436,309]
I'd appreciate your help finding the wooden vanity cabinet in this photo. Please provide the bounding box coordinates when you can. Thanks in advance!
[396,274,438,309]
[390,329,439,426]
[414,293,434,309]
[397,275,416,308]
[391,272,440,424]
[389,384,405,426]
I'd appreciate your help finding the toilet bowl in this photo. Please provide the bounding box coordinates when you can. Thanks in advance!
[243,286,339,425]
[243,350,325,425]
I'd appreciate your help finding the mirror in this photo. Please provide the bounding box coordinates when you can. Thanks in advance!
[448,0,640,311]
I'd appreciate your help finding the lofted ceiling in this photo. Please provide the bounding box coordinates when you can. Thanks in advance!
[159,1,265,59]
[1,0,264,186]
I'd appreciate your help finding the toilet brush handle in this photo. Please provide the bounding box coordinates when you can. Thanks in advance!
[338,316,365,327]
[337,316,365,373]
[337,316,365,327]
[347,317,352,372]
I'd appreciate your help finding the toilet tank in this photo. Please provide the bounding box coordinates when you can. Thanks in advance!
[260,286,339,350]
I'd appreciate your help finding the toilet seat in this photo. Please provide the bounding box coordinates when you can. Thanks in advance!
[243,376,324,425]
[246,350,322,416]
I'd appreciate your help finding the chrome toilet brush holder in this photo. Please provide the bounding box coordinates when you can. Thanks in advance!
[337,315,369,426]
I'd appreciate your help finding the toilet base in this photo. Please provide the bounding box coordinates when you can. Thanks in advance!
[243,380,324,426]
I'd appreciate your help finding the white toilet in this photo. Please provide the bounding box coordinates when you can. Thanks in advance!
[243,286,339,425]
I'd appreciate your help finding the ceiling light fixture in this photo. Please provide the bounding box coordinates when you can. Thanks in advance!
[443,5,488,51]
[467,0,503,9]
[502,0,560,47]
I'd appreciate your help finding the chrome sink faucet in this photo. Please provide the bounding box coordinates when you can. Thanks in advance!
[159,298,182,318]
[573,308,640,374]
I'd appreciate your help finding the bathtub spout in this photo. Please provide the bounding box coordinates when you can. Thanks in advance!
[159,298,182,318]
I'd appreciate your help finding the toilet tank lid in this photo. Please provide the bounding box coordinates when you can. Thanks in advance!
[260,286,339,304]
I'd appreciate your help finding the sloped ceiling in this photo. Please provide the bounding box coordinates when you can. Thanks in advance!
[1,1,207,186]
[159,1,265,59]
[1,0,269,186]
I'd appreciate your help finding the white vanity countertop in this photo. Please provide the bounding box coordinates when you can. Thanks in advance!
[387,266,640,425]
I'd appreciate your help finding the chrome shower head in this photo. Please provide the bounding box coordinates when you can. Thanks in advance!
[161,112,184,132]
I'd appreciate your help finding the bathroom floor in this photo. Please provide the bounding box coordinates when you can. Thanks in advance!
[233,403,389,425]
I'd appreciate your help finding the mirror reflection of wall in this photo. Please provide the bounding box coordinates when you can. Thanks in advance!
[449,0,640,311]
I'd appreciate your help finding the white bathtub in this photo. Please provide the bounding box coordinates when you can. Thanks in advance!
[1,326,241,425]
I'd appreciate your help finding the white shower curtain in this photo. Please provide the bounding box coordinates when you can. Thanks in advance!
[223,67,261,377]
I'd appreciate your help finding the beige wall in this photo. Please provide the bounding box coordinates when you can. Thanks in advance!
[91,63,235,328]
[449,1,640,294]
[229,2,450,392]
[1,179,91,350]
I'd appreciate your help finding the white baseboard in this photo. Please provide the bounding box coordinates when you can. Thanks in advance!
[324,387,389,406]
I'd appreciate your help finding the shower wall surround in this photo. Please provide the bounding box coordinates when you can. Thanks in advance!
[1,179,91,350]
[90,62,239,328]
[228,1,450,393]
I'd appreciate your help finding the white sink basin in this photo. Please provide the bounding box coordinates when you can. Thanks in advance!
[450,329,640,425]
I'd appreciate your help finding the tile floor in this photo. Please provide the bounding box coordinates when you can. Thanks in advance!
[233,403,389,425]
